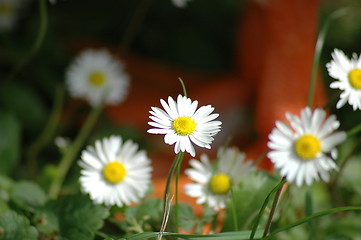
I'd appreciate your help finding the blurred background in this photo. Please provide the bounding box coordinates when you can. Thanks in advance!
[1,0,361,194]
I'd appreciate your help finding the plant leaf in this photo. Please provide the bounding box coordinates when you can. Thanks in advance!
[42,194,110,240]
[10,180,47,212]
[0,210,38,240]
[0,112,21,176]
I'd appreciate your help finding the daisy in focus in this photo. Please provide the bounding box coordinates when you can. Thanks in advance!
[148,95,222,157]
[78,136,152,207]
[66,49,130,107]
[184,147,254,211]
[0,0,23,31]
[267,107,346,187]
[326,48,361,110]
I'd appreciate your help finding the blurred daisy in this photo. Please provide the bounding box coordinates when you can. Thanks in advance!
[148,95,221,157]
[0,0,23,31]
[171,0,191,8]
[66,49,130,107]
[267,107,346,187]
[326,49,361,110]
[184,147,254,211]
[79,136,152,207]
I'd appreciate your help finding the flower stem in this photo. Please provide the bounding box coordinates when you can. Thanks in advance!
[262,177,286,238]
[6,0,48,82]
[26,85,65,180]
[230,188,239,231]
[161,152,184,232]
[175,154,183,232]
[119,0,153,52]
[307,8,348,107]
[48,106,102,199]
[178,78,187,97]
[346,123,361,138]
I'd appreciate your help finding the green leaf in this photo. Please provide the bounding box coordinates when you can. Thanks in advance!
[169,203,196,231]
[0,174,13,202]
[123,230,264,240]
[10,180,47,211]
[0,83,47,136]
[32,209,59,235]
[264,206,361,240]
[0,111,21,176]
[0,210,38,240]
[222,172,280,232]
[42,194,109,240]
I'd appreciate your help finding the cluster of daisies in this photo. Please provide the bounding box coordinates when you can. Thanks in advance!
[64,47,358,212]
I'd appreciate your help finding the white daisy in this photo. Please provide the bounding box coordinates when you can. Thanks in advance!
[147,94,222,157]
[326,48,361,110]
[267,107,346,187]
[78,136,152,207]
[66,49,130,107]
[184,147,255,211]
[171,0,191,8]
[0,0,23,31]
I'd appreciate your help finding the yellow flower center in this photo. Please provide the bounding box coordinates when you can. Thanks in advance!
[89,71,106,87]
[0,3,12,16]
[102,162,126,184]
[348,68,361,89]
[172,116,197,136]
[294,134,321,160]
[210,173,231,194]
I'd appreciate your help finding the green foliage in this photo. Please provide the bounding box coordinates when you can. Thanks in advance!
[0,112,21,176]
[33,194,110,240]
[0,210,38,240]
[222,172,279,232]
[10,180,47,212]
[0,82,47,136]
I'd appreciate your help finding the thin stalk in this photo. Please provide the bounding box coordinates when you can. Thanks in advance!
[120,0,153,52]
[178,78,187,97]
[230,188,239,231]
[161,152,184,231]
[26,85,65,179]
[175,153,184,232]
[262,177,286,238]
[346,123,361,138]
[307,8,349,107]
[6,0,48,82]
[48,106,102,198]
[249,177,287,240]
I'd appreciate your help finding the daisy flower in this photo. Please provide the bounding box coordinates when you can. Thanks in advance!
[267,107,346,187]
[148,95,222,157]
[66,49,130,107]
[171,0,191,8]
[79,136,152,207]
[0,0,23,31]
[184,147,255,211]
[326,48,361,110]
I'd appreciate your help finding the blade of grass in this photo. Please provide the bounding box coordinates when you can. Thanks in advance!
[264,206,361,240]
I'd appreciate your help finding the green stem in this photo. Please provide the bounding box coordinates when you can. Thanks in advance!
[307,8,348,107]
[178,78,187,97]
[48,106,102,198]
[230,188,239,231]
[249,177,287,240]
[175,154,183,232]
[346,123,361,138]
[6,0,48,82]
[262,177,286,238]
[26,85,65,180]
[161,152,184,231]
[120,0,153,52]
